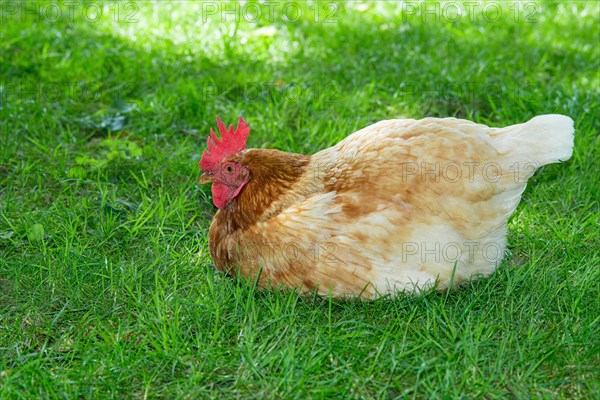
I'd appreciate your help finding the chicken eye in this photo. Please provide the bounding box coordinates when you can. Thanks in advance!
[225,165,234,174]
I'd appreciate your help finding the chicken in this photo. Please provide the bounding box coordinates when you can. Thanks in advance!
[198,115,574,298]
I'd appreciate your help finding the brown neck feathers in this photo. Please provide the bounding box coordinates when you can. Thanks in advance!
[216,149,311,233]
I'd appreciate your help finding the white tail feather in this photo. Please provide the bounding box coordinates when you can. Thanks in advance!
[492,114,574,167]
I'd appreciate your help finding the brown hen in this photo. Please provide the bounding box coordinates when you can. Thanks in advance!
[199,115,574,298]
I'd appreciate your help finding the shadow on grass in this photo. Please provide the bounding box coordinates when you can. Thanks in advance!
[3,2,597,147]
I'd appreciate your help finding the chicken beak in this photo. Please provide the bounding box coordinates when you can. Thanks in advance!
[198,173,214,184]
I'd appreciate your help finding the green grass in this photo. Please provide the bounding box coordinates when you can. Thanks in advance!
[1,1,599,398]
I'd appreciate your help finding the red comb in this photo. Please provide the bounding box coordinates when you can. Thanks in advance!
[200,116,250,171]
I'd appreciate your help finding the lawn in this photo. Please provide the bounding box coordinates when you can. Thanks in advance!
[1,1,599,398]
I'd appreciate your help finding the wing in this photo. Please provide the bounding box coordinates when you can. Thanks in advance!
[312,118,529,239]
